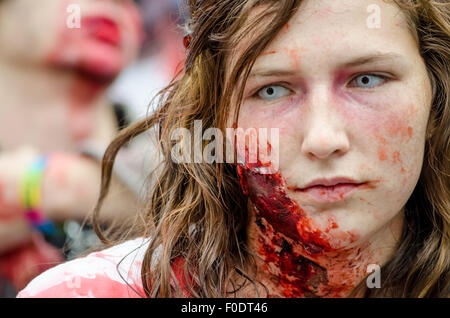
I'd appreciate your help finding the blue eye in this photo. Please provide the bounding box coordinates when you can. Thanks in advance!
[257,85,291,101]
[350,74,386,88]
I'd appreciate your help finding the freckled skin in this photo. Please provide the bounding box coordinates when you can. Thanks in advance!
[231,0,432,298]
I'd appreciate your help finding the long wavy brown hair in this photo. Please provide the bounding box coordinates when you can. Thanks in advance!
[91,0,450,297]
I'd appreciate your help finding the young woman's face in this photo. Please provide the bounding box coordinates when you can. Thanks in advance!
[0,0,143,78]
[235,0,432,252]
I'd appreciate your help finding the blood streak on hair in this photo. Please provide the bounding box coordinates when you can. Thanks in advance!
[171,257,196,297]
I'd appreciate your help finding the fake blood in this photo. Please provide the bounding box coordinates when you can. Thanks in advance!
[236,148,360,297]
[238,163,350,255]
[171,257,196,297]
[256,218,329,297]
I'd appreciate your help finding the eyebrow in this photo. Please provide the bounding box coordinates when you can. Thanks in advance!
[249,69,298,78]
[249,53,405,78]
[340,53,404,68]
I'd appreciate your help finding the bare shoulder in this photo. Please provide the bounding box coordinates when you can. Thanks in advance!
[17,237,150,298]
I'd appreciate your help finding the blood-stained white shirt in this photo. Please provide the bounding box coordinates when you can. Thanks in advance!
[17,238,151,298]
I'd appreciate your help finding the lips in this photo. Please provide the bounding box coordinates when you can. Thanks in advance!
[292,178,367,203]
[82,16,121,46]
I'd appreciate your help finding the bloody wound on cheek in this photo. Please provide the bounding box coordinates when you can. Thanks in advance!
[237,163,356,255]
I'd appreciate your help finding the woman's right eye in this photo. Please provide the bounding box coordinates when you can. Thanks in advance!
[256,85,291,101]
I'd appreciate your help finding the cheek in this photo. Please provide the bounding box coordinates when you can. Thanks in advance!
[236,104,301,174]
[377,107,426,194]
[339,99,427,210]
[339,98,425,172]
[237,98,303,149]
[240,93,303,125]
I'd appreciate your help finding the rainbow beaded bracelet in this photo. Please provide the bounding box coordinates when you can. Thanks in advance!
[20,155,56,236]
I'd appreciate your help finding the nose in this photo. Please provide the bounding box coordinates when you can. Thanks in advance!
[301,86,350,160]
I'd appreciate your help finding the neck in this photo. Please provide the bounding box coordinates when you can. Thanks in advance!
[244,206,403,298]
[0,59,114,151]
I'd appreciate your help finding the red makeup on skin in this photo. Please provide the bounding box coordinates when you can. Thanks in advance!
[238,157,375,297]
[82,16,122,47]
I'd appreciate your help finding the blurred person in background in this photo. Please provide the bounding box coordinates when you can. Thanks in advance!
[17,0,450,299]
[109,0,185,120]
[0,0,150,296]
